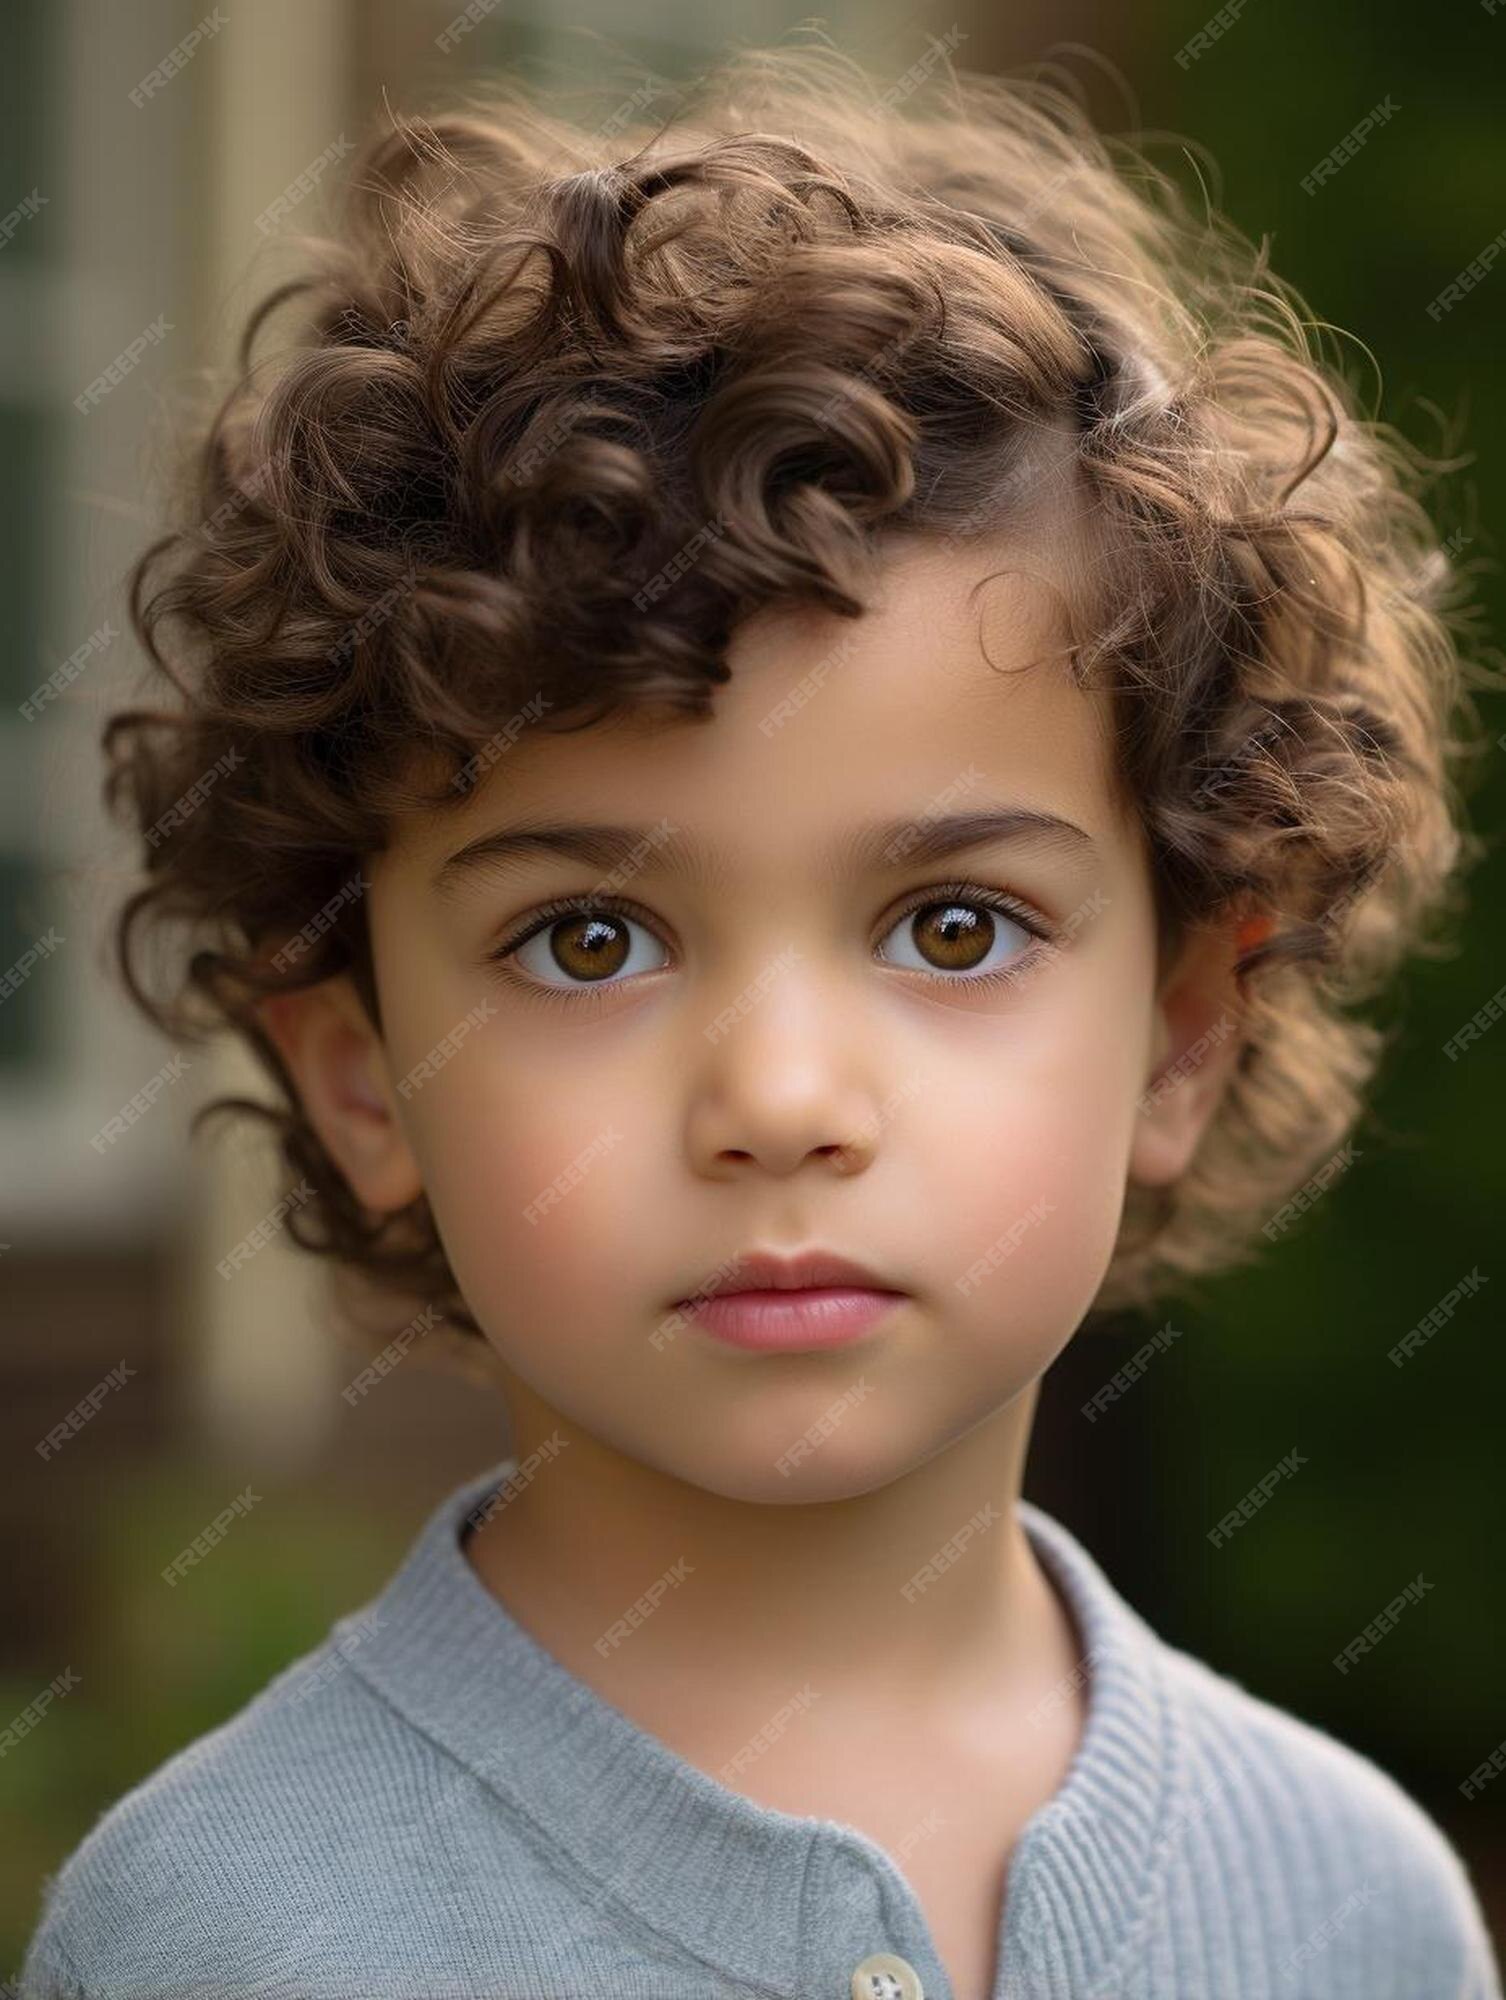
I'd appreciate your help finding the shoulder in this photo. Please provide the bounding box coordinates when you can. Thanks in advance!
[1157,1637,1501,1992]
[19,1615,457,1998]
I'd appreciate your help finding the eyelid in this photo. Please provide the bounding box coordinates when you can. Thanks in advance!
[485,890,669,963]
[883,878,1056,943]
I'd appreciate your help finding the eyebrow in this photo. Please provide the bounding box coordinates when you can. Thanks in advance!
[431,805,1099,900]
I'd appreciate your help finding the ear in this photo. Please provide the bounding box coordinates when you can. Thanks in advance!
[254,973,425,1217]
[1128,911,1253,1190]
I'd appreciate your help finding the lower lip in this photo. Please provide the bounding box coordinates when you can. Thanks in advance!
[676,1286,904,1351]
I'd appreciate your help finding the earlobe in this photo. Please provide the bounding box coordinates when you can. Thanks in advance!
[1128,914,1250,1190]
[255,976,426,1218]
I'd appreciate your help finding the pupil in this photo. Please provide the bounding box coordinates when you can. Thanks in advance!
[554,915,628,979]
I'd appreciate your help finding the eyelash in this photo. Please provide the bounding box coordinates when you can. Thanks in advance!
[482,880,1060,1008]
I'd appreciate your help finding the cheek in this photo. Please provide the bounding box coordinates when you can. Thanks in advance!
[921,977,1147,1354]
[398,1046,655,1351]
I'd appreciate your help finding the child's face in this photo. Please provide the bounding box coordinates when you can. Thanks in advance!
[309,532,1240,1502]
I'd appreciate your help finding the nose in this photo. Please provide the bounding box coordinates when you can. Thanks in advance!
[682,965,883,1180]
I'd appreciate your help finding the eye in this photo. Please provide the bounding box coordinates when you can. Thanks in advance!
[875,888,1044,984]
[491,897,669,989]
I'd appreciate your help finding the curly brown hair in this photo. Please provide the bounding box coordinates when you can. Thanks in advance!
[104,39,1499,1347]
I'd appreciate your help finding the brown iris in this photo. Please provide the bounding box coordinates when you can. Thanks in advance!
[547,913,632,980]
[910,900,995,971]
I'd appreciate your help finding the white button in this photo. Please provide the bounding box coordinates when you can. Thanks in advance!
[851,1952,925,2000]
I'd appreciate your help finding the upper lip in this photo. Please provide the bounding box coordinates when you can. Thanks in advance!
[678,1248,903,1301]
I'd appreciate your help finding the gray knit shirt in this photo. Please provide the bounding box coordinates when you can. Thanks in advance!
[19,1454,1502,1999]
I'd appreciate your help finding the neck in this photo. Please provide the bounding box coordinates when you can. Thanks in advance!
[463,1374,1084,1734]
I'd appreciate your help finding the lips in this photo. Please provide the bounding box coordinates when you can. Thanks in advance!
[675,1247,904,1304]
[671,1248,907,1354]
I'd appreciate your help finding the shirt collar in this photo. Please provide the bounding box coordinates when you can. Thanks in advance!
[340,1454,1180,1997]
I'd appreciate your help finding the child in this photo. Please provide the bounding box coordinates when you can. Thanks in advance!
[21,38,1502,2000]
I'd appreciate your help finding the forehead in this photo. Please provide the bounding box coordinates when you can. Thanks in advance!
[387,530,1130,887]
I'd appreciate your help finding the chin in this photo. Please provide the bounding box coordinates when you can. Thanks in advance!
[631,1419,953,1508]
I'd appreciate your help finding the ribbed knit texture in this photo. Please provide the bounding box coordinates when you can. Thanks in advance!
[19,1455,1501,1999]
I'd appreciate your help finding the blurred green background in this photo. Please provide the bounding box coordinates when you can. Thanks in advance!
[1,0,1502,1980]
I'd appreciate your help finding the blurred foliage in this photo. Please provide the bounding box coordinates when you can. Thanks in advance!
[1,1462,402,1969]
[1100,0,1505,1821]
